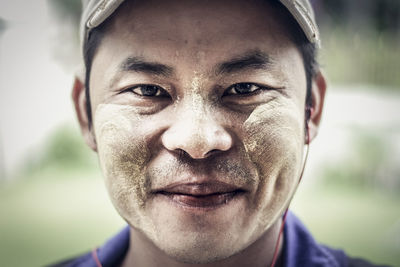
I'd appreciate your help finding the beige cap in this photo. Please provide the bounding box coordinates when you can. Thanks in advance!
[80,0,320,52]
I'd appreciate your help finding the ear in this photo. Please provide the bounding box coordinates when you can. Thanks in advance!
[71,76,97,151]
[307,71,327,143]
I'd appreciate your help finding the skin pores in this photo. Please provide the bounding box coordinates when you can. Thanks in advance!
[242,98,304,232]
[94,103,154,234]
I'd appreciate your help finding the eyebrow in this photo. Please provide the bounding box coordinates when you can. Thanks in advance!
[119,56,174,77]
[215,50,274,76]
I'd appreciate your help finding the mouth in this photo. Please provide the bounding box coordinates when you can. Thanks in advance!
[153,182,246,209]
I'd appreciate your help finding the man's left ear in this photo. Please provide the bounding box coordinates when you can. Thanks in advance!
[71,76,97,152]
[307,70,327,143]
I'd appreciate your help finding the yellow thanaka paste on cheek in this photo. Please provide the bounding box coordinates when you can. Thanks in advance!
[94,104,153,232]
[243,97,304,230]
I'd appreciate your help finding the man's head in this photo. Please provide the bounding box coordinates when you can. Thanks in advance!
[73,0,326,264]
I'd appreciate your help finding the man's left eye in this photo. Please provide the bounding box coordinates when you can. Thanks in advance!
[224,83,264,96]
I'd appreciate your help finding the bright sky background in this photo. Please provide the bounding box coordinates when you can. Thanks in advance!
[0,0,75,178]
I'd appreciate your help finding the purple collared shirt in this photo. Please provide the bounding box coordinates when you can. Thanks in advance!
[50,211,388,267]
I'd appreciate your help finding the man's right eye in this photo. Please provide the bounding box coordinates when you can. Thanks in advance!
[127,85,169,97]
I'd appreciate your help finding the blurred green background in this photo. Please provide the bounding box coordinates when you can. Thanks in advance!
[0,0,399,266]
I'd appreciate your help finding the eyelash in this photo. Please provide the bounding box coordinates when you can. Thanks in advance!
[124,84,169,97]
[122,82,272,98]
[223,83,272,96]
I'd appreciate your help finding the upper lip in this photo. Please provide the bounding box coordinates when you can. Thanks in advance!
[153,181,246,196]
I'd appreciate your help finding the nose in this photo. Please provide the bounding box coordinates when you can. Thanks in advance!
[162,107,233,159]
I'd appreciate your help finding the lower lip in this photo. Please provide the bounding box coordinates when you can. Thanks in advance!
[158,191,244,210]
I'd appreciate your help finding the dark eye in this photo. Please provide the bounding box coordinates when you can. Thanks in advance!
[129,85,168,97]
[224,83,263,96]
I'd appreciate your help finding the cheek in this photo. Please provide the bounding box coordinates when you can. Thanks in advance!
[242,100,304,222]
[94,104,151,226]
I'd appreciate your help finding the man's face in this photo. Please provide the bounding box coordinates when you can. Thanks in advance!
[88,0,309,263]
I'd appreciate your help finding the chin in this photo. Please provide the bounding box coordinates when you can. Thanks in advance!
[157,236,241,264]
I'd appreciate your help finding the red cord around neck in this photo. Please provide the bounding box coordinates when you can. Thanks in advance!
[269,132,310,267]
[92,248,102,267]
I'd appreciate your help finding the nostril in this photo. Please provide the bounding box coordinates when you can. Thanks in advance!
[177,149,188,159]
[175,148,220,160]
[204,149,220,157]
[176,147,209,160]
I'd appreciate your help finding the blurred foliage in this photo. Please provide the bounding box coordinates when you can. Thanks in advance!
[47,0,82,70]
[47,0,82,26]
[316,0,400,33]
[315,0,400,88]
[20,124,97,176]
[292,185,400,267]
[320,28,400,89]
[319,129,400,193]
[0,17,7,39]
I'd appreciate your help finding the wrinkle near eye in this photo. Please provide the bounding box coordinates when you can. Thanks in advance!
[130,84,168,97]
[225,83,263,96]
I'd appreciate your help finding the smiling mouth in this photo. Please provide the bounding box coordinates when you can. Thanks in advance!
[153,182,246,208]
[159,191,245,208]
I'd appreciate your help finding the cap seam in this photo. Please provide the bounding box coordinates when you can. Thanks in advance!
[294,0,318,40]
[87,0,125,28]
[86,0,108,28]
[279,0,319,44]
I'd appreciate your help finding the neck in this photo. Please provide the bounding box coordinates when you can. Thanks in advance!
[121,219,284,267]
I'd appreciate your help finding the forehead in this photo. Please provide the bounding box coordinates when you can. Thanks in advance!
[98,0,299,64]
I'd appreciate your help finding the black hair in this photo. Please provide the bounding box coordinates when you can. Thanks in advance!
[83,24,106,128]
[83,1,318,131]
